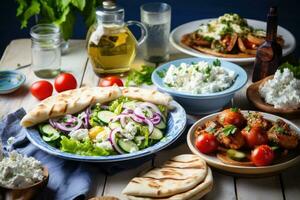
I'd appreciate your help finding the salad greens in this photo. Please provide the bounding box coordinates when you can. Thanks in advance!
[125,65,156,86]
[38,97,168,156]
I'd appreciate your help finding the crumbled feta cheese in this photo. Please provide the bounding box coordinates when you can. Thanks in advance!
[259,68,300,109]
[0,151,44,188]
[69,129,89,141]
[163,61,236,94]
[95,141,113,150]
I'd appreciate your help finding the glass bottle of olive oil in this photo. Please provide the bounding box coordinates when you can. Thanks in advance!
[87,1,147,76]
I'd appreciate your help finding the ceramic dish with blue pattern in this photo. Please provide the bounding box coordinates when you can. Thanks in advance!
[25,87,186,162]
[0,71,26,94]
[152,57,248,115]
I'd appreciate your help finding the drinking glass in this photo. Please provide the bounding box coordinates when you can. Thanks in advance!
[141,2,171,63]
[30,24,61,78]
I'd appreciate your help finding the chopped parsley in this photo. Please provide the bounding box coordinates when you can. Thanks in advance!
[125,65,155,86]
[156,69,167,78]
[223,125,238,136]
[230,107,238,112]
[212,59,221,67]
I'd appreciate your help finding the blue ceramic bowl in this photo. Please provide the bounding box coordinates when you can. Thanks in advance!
[152,58,248,115]
[26,101,186,162]
[0,71,26,94]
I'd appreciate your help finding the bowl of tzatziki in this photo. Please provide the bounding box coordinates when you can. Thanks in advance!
[152,58,247,114]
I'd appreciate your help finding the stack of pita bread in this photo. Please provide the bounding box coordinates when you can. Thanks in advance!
[122,154,213,200]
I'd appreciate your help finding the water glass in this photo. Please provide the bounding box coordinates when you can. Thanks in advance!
[141,2,171,63]
[30,24,61,78]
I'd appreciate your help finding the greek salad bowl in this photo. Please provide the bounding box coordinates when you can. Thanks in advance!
[152,58,248,115]
[24,87,187,162]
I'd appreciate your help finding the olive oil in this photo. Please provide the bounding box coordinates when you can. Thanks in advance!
[87,26,137,75]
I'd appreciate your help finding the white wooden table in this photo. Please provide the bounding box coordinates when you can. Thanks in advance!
[0,39,300,200]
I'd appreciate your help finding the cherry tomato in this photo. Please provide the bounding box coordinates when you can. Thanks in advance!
[251,145,274,166]
[195,133,218,154]
[218,108,246,128]
[241,126,268,148]
[30,80,53,100]
[99,76,123,87]
[54,73,77,93]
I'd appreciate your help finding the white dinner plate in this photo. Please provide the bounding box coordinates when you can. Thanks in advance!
[170,19,296,65]
[187,111,300,175]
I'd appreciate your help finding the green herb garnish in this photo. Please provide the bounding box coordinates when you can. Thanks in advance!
[230,107,238,112]
[213,59,221,67]
[125,65,155,86]
[275,126,285,134]
[245,125,251,132]
[157,69,167,78]
[279,62,300,79]
[223,125,237,136]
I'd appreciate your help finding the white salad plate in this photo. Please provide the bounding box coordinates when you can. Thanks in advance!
[170,19,296,65]
[187,111,300,175]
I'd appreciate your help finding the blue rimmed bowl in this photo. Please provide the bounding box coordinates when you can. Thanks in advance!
[26,101,186,162]
[0,71,26,94]
[152,58,248,115]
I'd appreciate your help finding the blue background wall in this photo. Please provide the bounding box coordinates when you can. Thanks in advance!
[1,0,299,57]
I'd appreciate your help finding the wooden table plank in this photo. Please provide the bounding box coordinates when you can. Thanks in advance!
[236,177,284,200]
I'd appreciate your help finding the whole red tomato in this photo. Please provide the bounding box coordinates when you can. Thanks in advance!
[241,126,268,148]
[218,108,246,128]
[251,145,274,166]
[195,133,218,154]
[99,76,123,87]
[30,80,53,100]
[54,73,77,92]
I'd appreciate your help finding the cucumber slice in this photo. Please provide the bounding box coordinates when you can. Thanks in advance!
[227,149,246,161]
[109,122,122,130]
[118,139,139,153]
[149,128,163,140]
[97,111,117,124]
[155,120,166,129]
[39,124,60,142]
[123,101,137,110]
[40,124,59,136]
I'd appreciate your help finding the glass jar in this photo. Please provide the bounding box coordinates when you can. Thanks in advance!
[30,24,61,78]
[87,1,147,76]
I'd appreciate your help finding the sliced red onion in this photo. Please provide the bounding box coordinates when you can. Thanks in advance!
[120,115,127,127]
[109,128,125,154]
[143,118,154,134]
[122,109,134,114]
[129,114,144,123]
[150,113,161,125]
[134,107,146,119]
[140,102,166,122]
[100,105,109,109]
[49,119,57,127]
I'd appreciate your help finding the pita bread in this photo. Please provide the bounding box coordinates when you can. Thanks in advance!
[21,87,173,127]
[125,168,213,200]
[122,87,172,107]
[122,154,207,198]
[21,86,122,127]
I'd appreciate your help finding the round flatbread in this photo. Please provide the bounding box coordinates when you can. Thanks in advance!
[122,154,208,198]
[125,168,213,200]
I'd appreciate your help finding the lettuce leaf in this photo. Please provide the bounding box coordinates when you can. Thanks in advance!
[109,97,130,112]
[60,136,111,156]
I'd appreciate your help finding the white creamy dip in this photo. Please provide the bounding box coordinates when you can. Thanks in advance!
[259,68,300,109]
[163,61,236,94]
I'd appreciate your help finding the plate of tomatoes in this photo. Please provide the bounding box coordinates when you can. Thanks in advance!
[187,108,300,175]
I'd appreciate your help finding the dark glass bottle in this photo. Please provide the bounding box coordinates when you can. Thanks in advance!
[252,6,282,82]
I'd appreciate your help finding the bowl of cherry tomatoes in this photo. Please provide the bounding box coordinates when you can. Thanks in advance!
[187,108,300,175]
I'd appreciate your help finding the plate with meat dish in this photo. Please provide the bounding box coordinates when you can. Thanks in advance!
[170,13,296,64]
[187,108,300,175]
